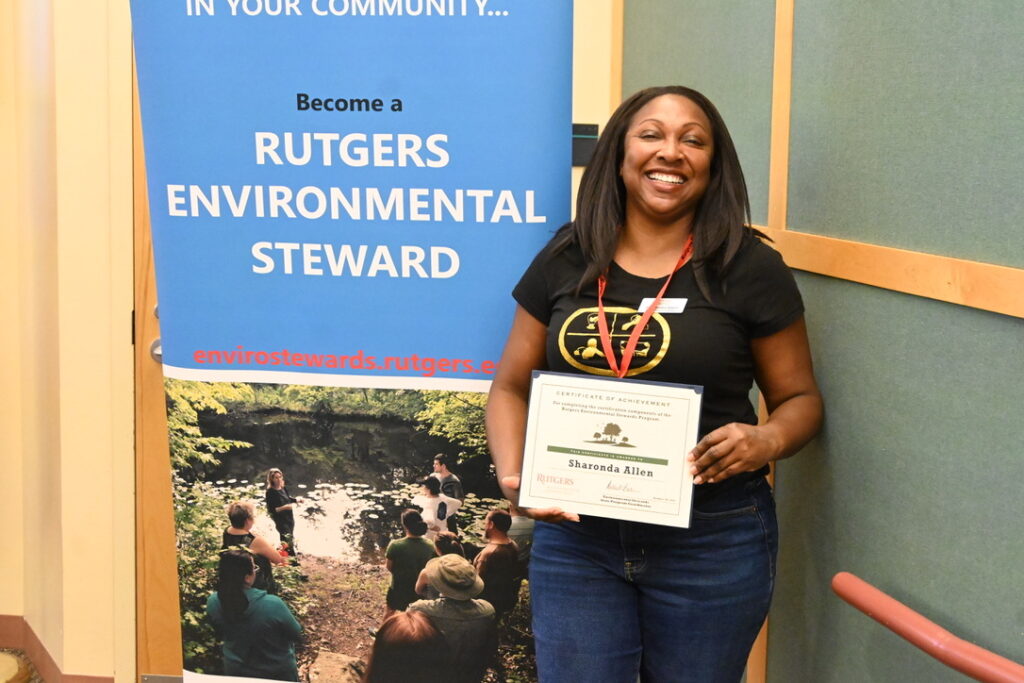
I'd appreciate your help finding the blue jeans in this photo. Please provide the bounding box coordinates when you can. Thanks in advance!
[529,476,777,683]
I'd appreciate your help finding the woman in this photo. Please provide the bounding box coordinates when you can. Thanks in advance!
[363,610,453,683]
[222,501,286,593]
[412,476,462,541]
[206,549,303,681]
[434,531,467,558]
[265,468,299,555]
[384,509,438,615]
[486,86,823,682]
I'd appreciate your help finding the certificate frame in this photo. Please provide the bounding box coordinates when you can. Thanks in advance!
[518,370,703,528]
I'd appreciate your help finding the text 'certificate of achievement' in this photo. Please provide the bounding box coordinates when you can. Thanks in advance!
[519,371,702,528]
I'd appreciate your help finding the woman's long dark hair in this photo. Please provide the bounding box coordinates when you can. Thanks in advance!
[363,611,452,683]
[556,85,763,301]
[217,549,255,621]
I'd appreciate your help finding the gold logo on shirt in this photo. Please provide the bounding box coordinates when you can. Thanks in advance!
[557,306,670,377]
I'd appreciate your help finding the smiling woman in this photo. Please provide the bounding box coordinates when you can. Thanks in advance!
[486,85,823,683]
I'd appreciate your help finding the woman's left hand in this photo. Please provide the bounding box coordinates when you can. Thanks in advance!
[689,318,824,485]
[688,422,779,485]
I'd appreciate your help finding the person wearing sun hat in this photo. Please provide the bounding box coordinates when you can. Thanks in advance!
[407,554,497,682]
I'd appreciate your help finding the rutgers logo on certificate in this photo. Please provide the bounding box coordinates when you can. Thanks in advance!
[519,371,702,528]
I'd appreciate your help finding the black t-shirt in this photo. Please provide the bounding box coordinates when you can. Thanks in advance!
[513,229,803,500]
[265,487,295,523]
[222,529,275,592]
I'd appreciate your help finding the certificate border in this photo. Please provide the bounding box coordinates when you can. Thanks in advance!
[519,370,702,528]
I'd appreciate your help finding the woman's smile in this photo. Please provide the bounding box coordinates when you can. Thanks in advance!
[646,171,687,185]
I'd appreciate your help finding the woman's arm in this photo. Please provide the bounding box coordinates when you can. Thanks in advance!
[486,306,579,522]
[250,534,287,566]
[688,317,823,484]
[267,488,295,513]
[441,495,462,516]
[414,568,430,597]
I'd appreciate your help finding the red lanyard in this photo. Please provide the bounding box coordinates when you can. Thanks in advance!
[595,235,693,378]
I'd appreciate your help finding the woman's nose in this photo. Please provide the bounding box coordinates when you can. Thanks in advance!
[657,139,683,161]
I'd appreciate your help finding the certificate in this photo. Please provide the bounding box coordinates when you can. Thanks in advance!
[518,371,702,528]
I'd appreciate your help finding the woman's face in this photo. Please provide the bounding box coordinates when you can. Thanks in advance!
[244,561,257,586]
[271,471,284,487]
[619,94,714,227]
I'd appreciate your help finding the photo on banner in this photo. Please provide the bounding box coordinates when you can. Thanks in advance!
[169,381,529,680]
[130,1,572,680]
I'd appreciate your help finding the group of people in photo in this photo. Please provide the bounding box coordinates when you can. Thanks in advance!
[376,453,531,682]
[203,455,534,682]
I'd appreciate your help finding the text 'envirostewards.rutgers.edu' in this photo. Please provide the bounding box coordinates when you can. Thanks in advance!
[192,347,497,377]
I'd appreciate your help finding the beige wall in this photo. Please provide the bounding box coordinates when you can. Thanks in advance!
[0,0,26,621]
[1,0,135,679]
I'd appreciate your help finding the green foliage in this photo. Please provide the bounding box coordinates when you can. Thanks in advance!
[458,493,509,542]
[174,478,311,674]
[221,384,429,421]
[165,379,254,472]
[416,391,489,460]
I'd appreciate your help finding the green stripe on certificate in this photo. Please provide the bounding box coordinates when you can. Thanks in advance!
[546,445,668,466]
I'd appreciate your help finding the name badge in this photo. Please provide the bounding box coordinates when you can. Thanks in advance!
[638,297,687,314]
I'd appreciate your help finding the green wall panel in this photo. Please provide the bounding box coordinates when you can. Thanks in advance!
[623,0,775,225]
[789,1,1024,268]
[622,5,1023,679]
[769,273,1024,681]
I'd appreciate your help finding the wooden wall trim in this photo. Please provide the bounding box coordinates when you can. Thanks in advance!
[0,615,25,650]
[133,62,184,676]
[764,0,1023,320]
[760,226,1024,319]
[25,616,64,683]
[746,1,794,672]
[767,0,794,232]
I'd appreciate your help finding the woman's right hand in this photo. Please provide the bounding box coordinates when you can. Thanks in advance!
[488,307,578,523]
[501,474,580,523]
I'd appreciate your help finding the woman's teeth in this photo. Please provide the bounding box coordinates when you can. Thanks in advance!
[646,172,685,184]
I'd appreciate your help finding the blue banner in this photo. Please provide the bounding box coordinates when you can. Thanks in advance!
[132,0,572,388]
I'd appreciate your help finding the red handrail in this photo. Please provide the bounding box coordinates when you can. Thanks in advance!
[831,572,1024,683]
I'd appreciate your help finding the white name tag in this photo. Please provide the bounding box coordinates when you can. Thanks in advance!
[638,297,687,314]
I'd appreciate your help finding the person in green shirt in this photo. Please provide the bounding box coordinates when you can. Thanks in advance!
[206,549,303,681]
[384,509,438,616]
